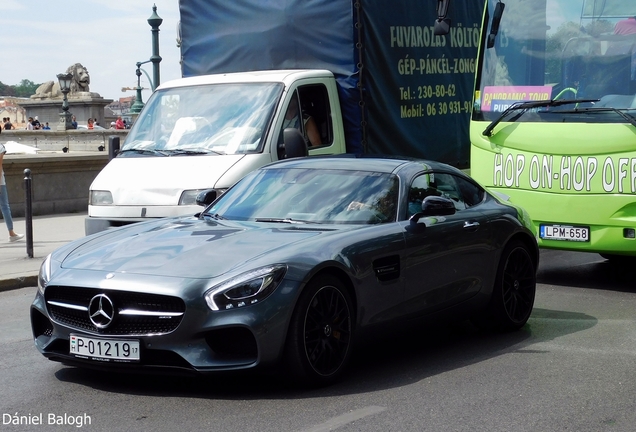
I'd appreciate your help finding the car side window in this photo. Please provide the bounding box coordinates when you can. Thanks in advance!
[407,174,433,218]
[456,176,485,207]
[408,172,480,218]
[433,173,466,211]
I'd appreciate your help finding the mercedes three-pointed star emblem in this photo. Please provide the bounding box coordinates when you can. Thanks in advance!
[88,294,115,329]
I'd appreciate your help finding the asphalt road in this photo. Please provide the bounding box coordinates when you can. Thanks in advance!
[1,250,635,432]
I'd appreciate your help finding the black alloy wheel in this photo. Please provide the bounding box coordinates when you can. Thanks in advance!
[284,274,353,386]
[500,243,536,327]
[475,240,536,331]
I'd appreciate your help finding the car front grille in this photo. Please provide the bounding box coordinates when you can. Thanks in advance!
[45,286,186,336]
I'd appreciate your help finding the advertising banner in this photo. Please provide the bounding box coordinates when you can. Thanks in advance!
[179,0,484,166]
[361,1,483,166]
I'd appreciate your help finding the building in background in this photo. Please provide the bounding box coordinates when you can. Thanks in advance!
[0,97,27,128]
[106,96,135,127]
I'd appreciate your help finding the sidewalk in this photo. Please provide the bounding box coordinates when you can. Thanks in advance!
[0,212,87,291]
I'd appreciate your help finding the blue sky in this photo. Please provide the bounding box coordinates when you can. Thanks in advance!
[0,0,182,101]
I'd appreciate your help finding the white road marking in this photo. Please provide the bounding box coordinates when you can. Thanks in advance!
[300,406,387,432]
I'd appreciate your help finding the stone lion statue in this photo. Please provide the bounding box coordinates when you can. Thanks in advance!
[30,63,100,99]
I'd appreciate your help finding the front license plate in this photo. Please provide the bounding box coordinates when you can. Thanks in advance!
[70,334,140,362]
[540,224,590,242]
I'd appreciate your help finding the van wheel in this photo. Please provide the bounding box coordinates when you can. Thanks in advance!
[284,274,353,386]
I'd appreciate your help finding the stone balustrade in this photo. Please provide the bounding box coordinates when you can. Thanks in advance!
[0,130,128,218]
[1,129,128,153]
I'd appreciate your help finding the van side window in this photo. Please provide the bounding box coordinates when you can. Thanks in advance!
[298,84,333,146]
[278,86,327,148]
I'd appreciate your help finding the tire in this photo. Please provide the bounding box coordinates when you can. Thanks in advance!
[284,274,353,386]
[476,240,536,331]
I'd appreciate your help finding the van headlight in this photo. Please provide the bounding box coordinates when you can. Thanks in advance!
[180,189,228,206]
[89,190,113,205]
[205,265,287,311]
[38,255,52,294]
[179,189,208,206]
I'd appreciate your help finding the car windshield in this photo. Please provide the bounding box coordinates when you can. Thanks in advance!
[121,82,282,155]
[204,167,399,224]
[476,0,636,124]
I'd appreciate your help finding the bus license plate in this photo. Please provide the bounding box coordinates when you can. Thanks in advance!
[540,225,590,242]
[70,334,140,362]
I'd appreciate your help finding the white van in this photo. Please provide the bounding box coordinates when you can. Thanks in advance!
[86,70,347,235]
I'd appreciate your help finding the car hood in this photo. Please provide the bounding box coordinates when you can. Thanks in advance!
[59,217,341,278]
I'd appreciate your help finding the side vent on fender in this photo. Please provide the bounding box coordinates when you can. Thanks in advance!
[373,255,400,282]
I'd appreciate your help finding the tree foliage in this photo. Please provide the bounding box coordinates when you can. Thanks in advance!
[0,79,43,97]
[545,20,615,86]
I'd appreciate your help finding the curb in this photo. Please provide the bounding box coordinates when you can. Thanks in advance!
[0,275,38,292]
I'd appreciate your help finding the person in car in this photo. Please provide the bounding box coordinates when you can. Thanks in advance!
[281,97,321,147]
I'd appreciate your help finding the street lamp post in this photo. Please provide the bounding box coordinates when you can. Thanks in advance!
[129,62,147,124]
[127,5,163,124]
[56,73,73,131]
[148,4,163,91]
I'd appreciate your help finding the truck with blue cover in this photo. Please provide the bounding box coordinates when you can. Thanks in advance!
[86,0,483,234]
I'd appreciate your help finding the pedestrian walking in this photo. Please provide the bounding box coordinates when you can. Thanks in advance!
[0,135,25,242]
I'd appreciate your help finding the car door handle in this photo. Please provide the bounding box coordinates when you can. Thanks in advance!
[463,221,480,231]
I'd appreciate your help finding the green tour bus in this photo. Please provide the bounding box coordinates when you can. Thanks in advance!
[466,0,636,261]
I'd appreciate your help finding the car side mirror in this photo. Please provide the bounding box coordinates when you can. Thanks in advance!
[282,128,308,159]
[421,195,456,216]
[487,1,506,48]
[195,189,217,207]
[409,195,456,224]
[433,0,451,35]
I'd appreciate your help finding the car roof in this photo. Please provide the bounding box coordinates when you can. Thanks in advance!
[263,155,462,176]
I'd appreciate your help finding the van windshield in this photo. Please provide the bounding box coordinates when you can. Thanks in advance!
[122,82,283,155]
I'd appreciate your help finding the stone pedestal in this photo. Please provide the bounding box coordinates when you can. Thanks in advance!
[18,96,114,128]
[57,110,73,131]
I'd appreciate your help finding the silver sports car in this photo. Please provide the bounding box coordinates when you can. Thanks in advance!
[31,156,538,386]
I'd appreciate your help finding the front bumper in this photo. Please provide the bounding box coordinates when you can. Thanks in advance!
[30,277,299,375]
[536,222,636,256]
[483,187,636,257]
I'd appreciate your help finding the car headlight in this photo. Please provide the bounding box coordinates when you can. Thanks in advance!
[89,190,113,205]
[205,265,287,311]
[38,254,52,294]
